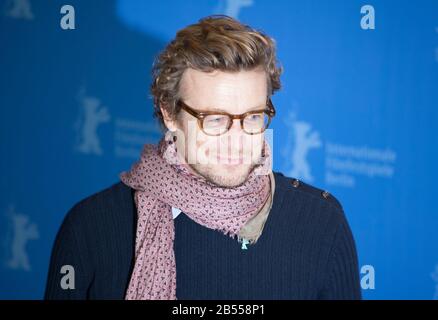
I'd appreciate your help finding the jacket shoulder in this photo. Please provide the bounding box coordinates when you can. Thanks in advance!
[273,171,344,212]
[65,181,133,227]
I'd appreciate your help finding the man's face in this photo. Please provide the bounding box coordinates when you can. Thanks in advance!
[162,68,268,188]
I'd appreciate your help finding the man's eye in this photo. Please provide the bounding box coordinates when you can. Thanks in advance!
[248,114,262,121]
[205,116,227,125]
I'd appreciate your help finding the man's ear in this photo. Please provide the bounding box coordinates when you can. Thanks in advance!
[160,103,178,132]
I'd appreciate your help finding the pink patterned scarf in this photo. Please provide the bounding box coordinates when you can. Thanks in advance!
[119,131,275,300]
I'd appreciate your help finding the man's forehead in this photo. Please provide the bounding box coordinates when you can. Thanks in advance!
[181,67,266,86]
[180,68,268,112]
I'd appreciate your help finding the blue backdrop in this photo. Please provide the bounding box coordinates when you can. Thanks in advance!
[1,0,437,299]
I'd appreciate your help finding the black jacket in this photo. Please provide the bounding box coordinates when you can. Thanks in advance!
[45,171,362,299]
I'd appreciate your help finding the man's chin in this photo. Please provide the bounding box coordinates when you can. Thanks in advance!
[191,163,253,188]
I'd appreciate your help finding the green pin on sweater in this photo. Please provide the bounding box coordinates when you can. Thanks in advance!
[240,238,250,250]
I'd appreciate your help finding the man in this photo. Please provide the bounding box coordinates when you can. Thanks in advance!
[45,15,361,300]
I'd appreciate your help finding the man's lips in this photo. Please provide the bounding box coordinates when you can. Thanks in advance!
[216,155,244,165]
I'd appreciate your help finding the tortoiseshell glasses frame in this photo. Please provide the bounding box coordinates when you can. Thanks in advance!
[176,97,276,136]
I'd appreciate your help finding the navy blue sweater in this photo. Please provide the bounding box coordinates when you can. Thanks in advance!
[44,171,362,299]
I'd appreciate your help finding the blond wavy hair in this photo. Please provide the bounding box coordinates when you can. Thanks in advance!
[150,15,283,131]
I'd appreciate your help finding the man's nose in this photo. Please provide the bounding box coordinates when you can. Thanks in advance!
[228,118,243,134]
[221,120,244,151]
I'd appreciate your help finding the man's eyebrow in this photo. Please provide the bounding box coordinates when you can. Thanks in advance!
[206,104,267,113]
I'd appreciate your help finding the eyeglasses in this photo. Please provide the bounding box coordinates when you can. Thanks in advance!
[176,97,276,136]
